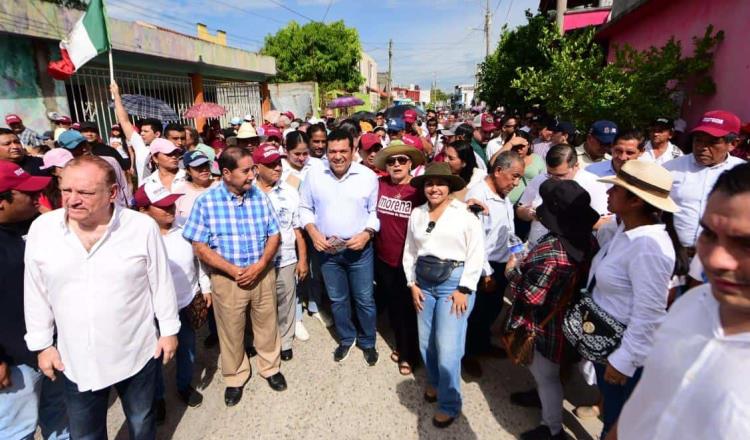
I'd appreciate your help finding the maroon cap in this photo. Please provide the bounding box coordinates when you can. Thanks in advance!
[360,133,383,152]
[403,109,418,124]
[282,111,295,120]
[401,134,423,151]
[252,143,285,165]
[691,110,741,137]
[0,160,51,193]
[133,181,182,209]
[264,125,282,140]
[481,113,495,132]
[5,114,22,125]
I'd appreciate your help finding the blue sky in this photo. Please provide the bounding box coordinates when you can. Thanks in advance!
[107,0,538,90]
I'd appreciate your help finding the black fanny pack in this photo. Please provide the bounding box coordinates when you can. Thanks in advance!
[415,255,463,284]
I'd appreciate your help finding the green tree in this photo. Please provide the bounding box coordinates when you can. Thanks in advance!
[430,89,450,106]
[261,20,364,99]
[476,11,551,112]
[512,25,724,129]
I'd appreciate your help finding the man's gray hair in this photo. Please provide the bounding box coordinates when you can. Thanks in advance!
[490,150,523,173]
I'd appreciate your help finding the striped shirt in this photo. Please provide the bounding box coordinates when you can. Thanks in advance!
[182,182,280,267]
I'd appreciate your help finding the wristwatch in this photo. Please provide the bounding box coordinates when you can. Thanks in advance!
[457,286,473,295]
[364,228,376,240]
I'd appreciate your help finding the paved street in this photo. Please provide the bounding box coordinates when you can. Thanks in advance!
[104,313,601,440]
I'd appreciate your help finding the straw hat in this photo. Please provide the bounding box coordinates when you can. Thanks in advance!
[373,140,426,170]
[598,160,679,213]
[236,122,260,139]
[410,162,466,192]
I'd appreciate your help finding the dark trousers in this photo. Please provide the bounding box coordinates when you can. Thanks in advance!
[375,257,419,366]
[63,357,158,440]
[594,363,643,439]
[466,261,508,356]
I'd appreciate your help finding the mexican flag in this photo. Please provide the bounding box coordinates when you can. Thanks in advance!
[48,0,110,81]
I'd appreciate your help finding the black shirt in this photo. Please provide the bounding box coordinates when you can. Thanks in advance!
[89,141,131,170]
[18,155,50,177]
[0,219,37,367]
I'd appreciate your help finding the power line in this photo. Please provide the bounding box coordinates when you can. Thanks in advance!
[212,0,287,25]
[322,0,333,22]
[264,0,317,22]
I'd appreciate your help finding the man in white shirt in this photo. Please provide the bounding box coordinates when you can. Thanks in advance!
[24,155,180,439]
[576,120,616,168]
[586,130,646,178]
[663,110,745,254]
[641,117,683,165]
[612,163,750,440]
[254,144,308,360]
[485,115,520,160]
[517,144,608,245]
[464,151,525,375]
[300,128,380,365]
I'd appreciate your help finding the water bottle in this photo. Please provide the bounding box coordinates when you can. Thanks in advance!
[507,234,526,260]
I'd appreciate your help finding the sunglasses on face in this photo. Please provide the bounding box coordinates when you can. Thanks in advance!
[386,155,410,166]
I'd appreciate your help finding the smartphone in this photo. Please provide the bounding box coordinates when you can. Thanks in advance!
[468,204,484,215]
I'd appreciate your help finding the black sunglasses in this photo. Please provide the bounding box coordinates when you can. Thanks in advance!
[426,221,436,233]
[386,156,410,166]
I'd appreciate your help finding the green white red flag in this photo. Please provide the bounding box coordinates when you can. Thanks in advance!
[48,0,110,81]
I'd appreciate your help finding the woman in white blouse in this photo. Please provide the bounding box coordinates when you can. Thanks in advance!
[403,162,484,429]
[443,140,486,200]
[587,160,678,438]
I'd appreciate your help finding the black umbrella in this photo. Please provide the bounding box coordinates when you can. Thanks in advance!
[384,104,426,120]
[350,111,376,122]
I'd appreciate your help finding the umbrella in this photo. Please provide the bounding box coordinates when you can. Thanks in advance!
[327,96,364,109]
[350,111,376,122]
[183,102,227,119]
[384,104,425,120]
[109,94,180,121]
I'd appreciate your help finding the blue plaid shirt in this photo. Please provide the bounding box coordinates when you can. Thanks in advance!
[182,182,280,267]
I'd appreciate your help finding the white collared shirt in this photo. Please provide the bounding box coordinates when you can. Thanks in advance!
[162,226,211,309]
[145,168,188,194]
[617,285,750,439]
[402,198,485,291]
[585,159,616,178]
[466,179,515,274]
[589,222,675,376]
[300,161,380,239]
[663,154,745,247]
[519,169,609,245]
[485,136,505,160]
[281,157,323,188]
[260,181,301,268]
[24,207,180,392]
[641,140,683,165]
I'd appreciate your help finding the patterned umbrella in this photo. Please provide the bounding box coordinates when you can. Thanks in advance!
[327,96,365,109]
[109,94,180,121]
[183,102,227,119]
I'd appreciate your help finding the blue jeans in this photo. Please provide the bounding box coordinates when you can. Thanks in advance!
[594,362,643,439]
[318,243,376,348]
[0,364,69,440]
[156,312,197,399]
[417,266,476,418]
[64,357,158,440]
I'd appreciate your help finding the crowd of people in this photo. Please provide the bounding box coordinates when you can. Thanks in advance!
[1,79,749,440]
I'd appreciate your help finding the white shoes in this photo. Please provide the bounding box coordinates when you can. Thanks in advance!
[311,311,334,328]
[295,321,310,341]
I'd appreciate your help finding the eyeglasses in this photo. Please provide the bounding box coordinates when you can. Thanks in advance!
[426,221,436,233]
[386,156,410,166]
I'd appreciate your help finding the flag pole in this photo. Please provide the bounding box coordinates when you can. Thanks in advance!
[108,49,114,100]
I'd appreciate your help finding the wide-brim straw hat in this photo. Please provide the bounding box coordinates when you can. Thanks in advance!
[598,160,679,213]
[410,162,466,192]
[236,122,260,139]
[374,140,426,170]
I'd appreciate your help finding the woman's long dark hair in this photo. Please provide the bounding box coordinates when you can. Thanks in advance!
[448,140,478,183]
[285,130,309,151]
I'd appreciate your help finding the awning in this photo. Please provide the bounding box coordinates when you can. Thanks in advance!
[564,8,611,32]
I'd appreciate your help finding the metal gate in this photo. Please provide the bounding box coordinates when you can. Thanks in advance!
[203,79,262,127]
[65,67,195,136]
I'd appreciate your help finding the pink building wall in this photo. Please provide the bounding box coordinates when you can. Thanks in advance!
[601,0,750,127]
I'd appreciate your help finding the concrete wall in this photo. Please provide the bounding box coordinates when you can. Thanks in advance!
[0,35,69,134]
[603,0,749,126]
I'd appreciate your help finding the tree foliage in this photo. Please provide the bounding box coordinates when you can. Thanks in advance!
[41,0,87,10]
[512,24,724,129]
[261,20,364,96]
[476,11,551,112]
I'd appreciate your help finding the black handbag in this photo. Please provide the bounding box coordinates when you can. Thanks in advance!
[415,255,463,284]
[562,276,626,363]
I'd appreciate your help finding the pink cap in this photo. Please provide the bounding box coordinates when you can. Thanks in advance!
[0,160,51,193]
[481,113,495,132]
[264,125,282,140]
[403,109,418,124]
[252,143,285,165]
[133,181,183,208]
[5,114,22,125]
[40,148,74,170]
[691,110,741,137]
[360,132,383,151]
[57,115,72,124]
[282,111,295,120]
[149,138,182,155]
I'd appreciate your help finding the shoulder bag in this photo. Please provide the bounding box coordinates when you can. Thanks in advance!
[182,292,209,330]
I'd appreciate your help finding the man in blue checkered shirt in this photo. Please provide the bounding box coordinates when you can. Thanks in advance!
[183,146,286,406]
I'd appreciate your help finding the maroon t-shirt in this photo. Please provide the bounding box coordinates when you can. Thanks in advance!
[375,176,424,267]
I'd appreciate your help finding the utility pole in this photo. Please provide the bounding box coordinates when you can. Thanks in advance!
[556,0,567,34]
[386,39,393,107]
[484,0,491,58]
